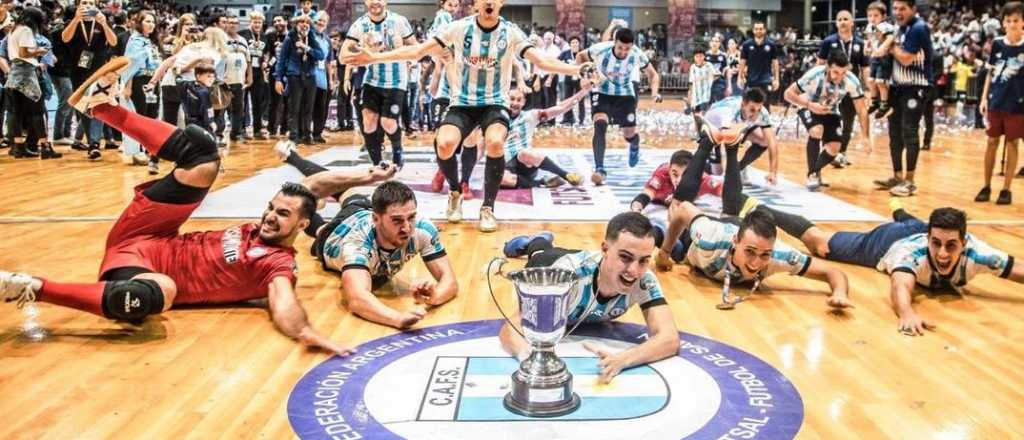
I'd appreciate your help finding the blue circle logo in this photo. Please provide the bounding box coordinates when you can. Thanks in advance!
[287,320,803,439]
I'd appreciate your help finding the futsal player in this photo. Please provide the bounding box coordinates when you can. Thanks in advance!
[500,86,586,189]
[499,212,680,384]
[577,26,662,184]
[343,0,594,232]
[0,58,355,356]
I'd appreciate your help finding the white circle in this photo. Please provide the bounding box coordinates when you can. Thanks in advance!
[362,336,721,439]
[627,113,635,123]
[390,104,401,114]
[907,99,918,109]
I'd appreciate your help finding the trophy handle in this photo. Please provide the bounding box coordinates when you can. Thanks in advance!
[486,257,526,339]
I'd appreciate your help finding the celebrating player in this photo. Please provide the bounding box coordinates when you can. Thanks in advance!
[500,87,586,189]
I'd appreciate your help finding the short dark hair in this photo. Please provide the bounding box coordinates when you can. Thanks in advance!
[928,207,967,239]
[670,149,694,168]
[279,182,318,219]
[738,208,777,241]
[569,35,581,44]
[753,21,766,28]
[194,64,216,76]
[372,181,417,214]
[827,49,850,68]
[605,212,655,242]
[615,28,635,44]
[893,0,916,7]
[1003,1,1024,19]
[742,87,767,104]
[693,45,706,56]
[867,1,888,14]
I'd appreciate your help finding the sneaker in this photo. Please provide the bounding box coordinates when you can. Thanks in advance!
[840,154,852,167]
[446,191,463,223]
[867,101,879,115]
[565,172,583,186]
[997,189,1012,205]
[873,176,902,189]
[69,56,131,115]
[479,206,498,232]
[628,142,640,167]
[123,152,148,165]
[103,141,120,150]
[975,187,992,202]
[312,136,327,144]
[53,137,74,146]
[544,176,567,188]
[890,181,917,197]
[461,182,474,200]
[739,196,762,217]
[431,169,445,193]
[0,271,38,308]
[806,173,822,192]
[888,197,904,216]
[875,102,893,119]
[831,153,847,169]
[39,143,62,160]
[591,168,607,186]
[921,143,931,151]
[274,140,296,162]
[87,148,102,161]
[503,231,554,258]
[148,158,159,175]
[71,142,89,151]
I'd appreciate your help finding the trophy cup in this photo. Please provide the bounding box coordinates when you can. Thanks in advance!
[488,258,582,417]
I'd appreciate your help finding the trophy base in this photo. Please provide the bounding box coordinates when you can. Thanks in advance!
[503,373,581,418]
[503,391,580,418]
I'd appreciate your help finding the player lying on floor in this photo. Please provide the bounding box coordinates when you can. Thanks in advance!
[498,212,680,384]
[654,137,852,309]
[629,149,723,214]
[500,87,588,189]
[0,57,355,356]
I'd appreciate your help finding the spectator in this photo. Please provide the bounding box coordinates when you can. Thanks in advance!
[274,14,323,145]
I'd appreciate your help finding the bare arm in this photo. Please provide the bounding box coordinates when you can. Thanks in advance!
[980,68,993,116]
[499,311,531,360]
[342,269,425,329]
[148,55,177,87]
[737,58,747,86]
[539,85,590,120]
[524,47,582,77]
[268,276,356,355]
[802,258,852,308]
[62,15,82,43]
[630,187,657,212]
[300,161,397,198]
[584,304,679,384]
[890,271,934,335]
[96,13,117,47]
[417,255,458,306]
[342,38,441,66]
[1008,259,1024,283]
[644,63,661,99]
[0,57,9,74]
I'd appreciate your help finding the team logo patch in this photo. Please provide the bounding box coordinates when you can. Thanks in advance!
[246,247,268,258]
[497,37,508,50]
[390,104,401,115]
[627,113,635,123]
[287,320,803,439]
[906,98,918,109]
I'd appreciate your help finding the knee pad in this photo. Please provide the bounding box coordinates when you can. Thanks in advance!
[101,279,165,322]
[162,124,220,168]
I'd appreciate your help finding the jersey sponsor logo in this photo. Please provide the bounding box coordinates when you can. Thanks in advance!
[465,55,499,70]
[222,226,244,264]
[247,246,268,259]
[287,320,803,439]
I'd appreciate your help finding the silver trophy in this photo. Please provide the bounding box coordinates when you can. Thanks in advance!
[488,258,583,417]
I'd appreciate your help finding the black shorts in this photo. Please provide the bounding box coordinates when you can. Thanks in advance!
[590,93,638,127]
[312,194,372,262]
[441,105,511,138]
[432,97,450,119]
[798,108,844,144]
[870,57,893,82]
[360,85,406,119]
[692,102,711,114]
[505,155,538,178]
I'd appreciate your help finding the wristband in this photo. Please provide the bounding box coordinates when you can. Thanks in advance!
[632,193,652,209]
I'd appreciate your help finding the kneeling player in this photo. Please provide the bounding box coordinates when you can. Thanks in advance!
[308,181,459,329]
[498,213,680,384]
[500,88,587,189]
[0,57,354,355]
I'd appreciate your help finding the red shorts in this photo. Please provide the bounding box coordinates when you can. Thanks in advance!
[99,181,200,280]
[986,110,1024,141]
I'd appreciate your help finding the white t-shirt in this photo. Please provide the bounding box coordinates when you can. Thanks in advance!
[174,45,222,81]
[224,35,249,85]
[9,26,39,66]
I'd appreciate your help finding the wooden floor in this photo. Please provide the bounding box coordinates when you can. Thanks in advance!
[2,100,1023,439]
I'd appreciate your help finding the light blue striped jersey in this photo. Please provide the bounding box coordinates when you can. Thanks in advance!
[878,233,1012,292]
[795,65,864,115]
[704,96,773,132]
[434,16,532,107]
[427,9,454,100]
[346,11,415,90]
[550,251,666,325]
[689,62,719,106]
[503,109,542,161]
[321,210,446,283]
[586,41,650,97]
[686,216,811,282]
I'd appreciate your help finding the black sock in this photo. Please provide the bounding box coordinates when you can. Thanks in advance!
[483,155,504,208]
[805,138,821,174]
[722,146,745,216]
[364,129,383,165]
[651,224,665,247]
[739,144,767,170]
[387,129,402,159]
[285,150,328,176]
[525,235,555,257]
[538,157,569,179]
[436,140,460,191]
[460,145,478,184]
[592,120,608,170]
[761,206,815,239]
[304,213,325,238]
[812,150,836,174]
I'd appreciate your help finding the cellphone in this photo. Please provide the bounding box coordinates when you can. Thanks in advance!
[85,8,99,17]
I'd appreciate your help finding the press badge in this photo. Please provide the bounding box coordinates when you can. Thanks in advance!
[79,50,95,69]
[207,108,214,119]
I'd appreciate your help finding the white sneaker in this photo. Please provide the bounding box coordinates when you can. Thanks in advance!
[446,191,463,223]
[831,153,846,168]
[740,168,749,184]
[806,173,822,191]
[0,271,38,309]
[274,140,296,162]
[890,181,917,197]
[69,56,130,116]
[479,206,498,232]
[53,137,74,146]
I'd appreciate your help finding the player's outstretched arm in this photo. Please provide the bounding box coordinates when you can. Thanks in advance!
[803,258,852,309]
[302,163,397,199]
[523,47,582,77]
[498,311,531,360]
[643,63,661,101]
[540,85,590,120]
[415,255,458,307]
[584,304,679,384]
[890,271,934,336]
[1006,258,1024,284]
[341,38,441,67]
[268,276,356,356]
[630,188,657,212]
[342,268,426,329]
[656,200,702,271]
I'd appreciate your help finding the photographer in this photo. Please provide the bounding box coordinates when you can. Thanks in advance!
[274,14,323,145]
[62,0,117,160]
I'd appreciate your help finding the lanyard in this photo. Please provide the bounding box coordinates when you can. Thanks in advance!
[838,36,854,61]
[80,20,97,46]
[717,249,763,310]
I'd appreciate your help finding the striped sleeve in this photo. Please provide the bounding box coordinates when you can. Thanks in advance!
[416,219,446,261]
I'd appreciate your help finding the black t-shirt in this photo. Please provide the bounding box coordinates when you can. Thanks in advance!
[262,28,288,70]
[49,26,73,77]
[239,28,267,71]
[114,26,131,57]
[817,34,867,70]
[740,38,781,85]
[66,20,112,79]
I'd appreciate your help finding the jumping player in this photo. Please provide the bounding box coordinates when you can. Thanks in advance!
[577,26,662,184]
[343,0,594,232]
[499,212,680,384]
[0,58,355,355]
